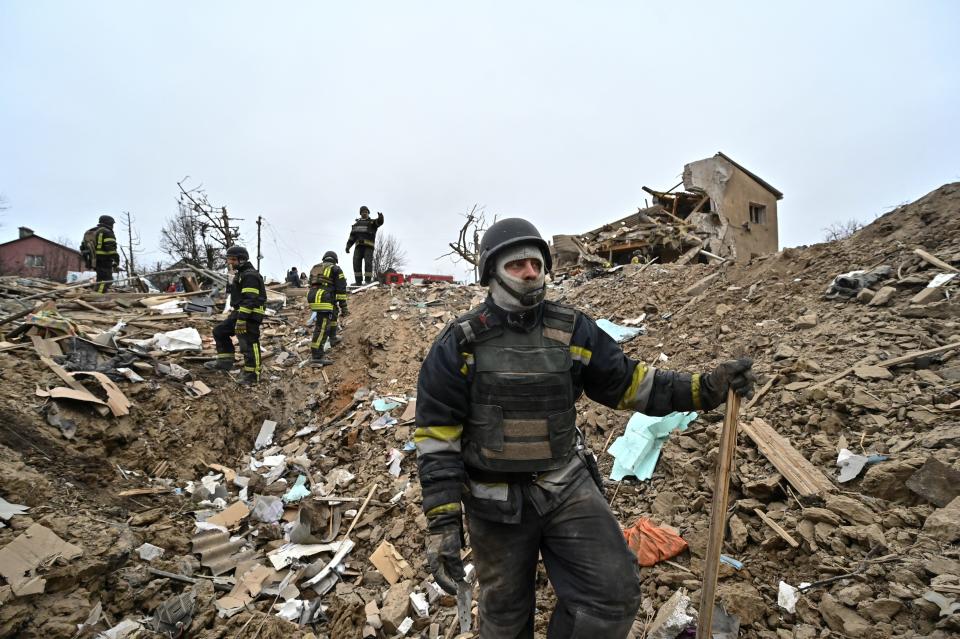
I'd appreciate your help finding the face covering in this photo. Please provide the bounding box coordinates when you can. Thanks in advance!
[489,244,546,312]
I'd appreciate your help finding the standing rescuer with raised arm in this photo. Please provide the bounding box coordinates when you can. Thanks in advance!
[414,217,756,638]
[345,205,384,285]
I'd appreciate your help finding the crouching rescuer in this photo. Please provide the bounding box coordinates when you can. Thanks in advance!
[414,217,756,638]
[307,251,347,367]
[204,246,266,384]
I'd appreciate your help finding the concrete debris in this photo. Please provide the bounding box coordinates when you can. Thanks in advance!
[0,183,959,636]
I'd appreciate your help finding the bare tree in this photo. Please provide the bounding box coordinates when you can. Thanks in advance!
[161,181,243,269]
[372,234,408,276]
[822,219,864,242]
[119,211,142,277]
[437,205,492,282]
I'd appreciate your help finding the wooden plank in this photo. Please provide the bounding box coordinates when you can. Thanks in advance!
[915,248,959,273]
[696,391,741,639]
[30,336,63,358]
[740,418,834,496]
[743,374,777,411]
[754,508,800,547]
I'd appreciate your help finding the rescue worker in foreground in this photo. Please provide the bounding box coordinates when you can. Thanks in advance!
[414,218,756,638]
[345,205,384,285]
[82,215,121,293]
[307,251,347,366]
[203,246,266,385]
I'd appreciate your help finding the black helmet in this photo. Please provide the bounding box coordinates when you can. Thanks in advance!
[323,251,338,264]
[99,215,115,227]
[477,218,552,285]
[359,205,370,216]
[226,245,249,261]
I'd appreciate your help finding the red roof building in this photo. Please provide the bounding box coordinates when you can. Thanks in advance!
[0,227,84,282]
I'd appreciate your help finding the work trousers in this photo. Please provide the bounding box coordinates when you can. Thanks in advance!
[94,266,114,294]
[467,480,641,639]
[310,311,335,358]
[212,311,262,378]
[352,245,374,285]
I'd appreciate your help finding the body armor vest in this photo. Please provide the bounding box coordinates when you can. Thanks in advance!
[460,302,578,474]
[351,219,376,245]
[309,261,335,287]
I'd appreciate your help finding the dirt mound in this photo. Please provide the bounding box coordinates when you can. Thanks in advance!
[1,182,958,638]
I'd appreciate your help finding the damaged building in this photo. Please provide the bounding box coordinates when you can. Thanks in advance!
[553,152,783,269]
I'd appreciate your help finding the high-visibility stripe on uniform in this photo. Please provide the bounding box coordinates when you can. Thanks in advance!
[311,317,328,349]
[569,345,592,365]
[617,362,656,411]
[414,425,463,455]
[425,503,461,518]
[459,352,474,377]
[691,373,702,411]
[241,287,260,294]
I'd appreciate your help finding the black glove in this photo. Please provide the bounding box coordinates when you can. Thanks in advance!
[699,358,757,410]
[426,524,465,595]
[339,304,349,317]
[344,245,351,254]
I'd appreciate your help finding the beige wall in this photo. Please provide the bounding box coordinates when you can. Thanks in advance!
[685,157,779,259]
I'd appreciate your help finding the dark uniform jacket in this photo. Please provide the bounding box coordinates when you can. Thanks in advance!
[230,262,266,321]
[93,225,120,269]
[415,298,703,525]
[346,213,384,250]
[307,260,348,312]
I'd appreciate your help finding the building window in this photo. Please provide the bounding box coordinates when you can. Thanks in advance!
[25,254,45,267]
[749,203,767,224]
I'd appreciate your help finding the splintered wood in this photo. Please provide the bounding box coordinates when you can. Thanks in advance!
[740,418,834,497]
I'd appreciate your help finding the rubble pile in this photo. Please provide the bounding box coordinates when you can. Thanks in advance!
[552,189,735,271]
[0,182,958,638]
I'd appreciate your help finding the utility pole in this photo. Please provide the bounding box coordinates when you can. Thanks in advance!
[256,215,263,271]
[124,211,136,276]
[120,210,141,278]
[221,206,232,248]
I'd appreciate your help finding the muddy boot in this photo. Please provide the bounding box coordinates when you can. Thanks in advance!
[238,371,259,385]
[204,358,235,371]
[311,356,334,368]
[329,335,342,346]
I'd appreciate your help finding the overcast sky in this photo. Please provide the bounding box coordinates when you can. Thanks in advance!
[2,1,958,281]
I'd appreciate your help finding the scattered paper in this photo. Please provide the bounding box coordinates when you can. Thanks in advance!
[216,563,273,618]
[923,590,960,617]
[928,273,958,288]
[155,327,202,351]
[185,380,211,397]
[387,449,403,477]
[255,420,277,449]
[251,495,285,523]
[268,541,345,570]
[373,398,400,412]
[837,448,888,483]
[778,581,800,613]
[609,412,698,480]
[283,475,311,503]
[206,500,251,529]
[368,540,414,585]
[370,415,397,431]
[0,497,28,522]
[99,618,143,639]
[596,318,645,343]
[0,523,83,596]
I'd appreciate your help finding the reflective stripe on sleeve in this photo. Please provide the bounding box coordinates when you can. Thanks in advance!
[617,363,656,411]
[414,425,463,455]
